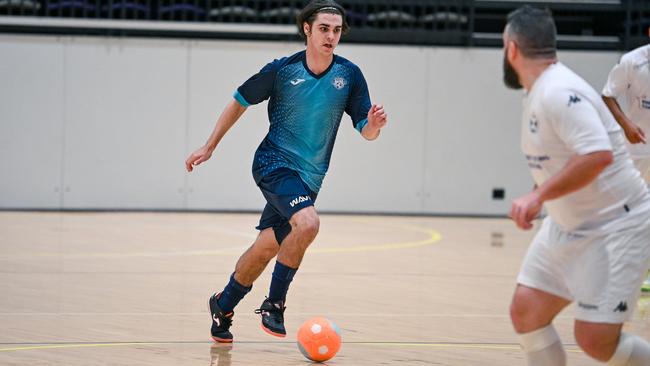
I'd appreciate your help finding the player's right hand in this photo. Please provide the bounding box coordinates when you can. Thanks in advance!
[623,122,646,144]
[185,145,213,172]
[509,191,543,230]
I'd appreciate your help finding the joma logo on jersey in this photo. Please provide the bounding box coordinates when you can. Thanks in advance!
[333,77,346,90]
[290,78,306,86]
[289,196,311,207]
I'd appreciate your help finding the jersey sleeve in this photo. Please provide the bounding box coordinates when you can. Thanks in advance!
[345,66,372,133]
[545,89,612,155]
[233,59,283,107]
[602,57,629,99]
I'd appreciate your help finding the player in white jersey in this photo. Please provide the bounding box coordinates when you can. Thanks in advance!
[602,30,650,293]
[502,6,650,366]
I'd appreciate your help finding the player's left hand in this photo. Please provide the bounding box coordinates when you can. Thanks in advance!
[509,191,543,230]
[367,104,387,130]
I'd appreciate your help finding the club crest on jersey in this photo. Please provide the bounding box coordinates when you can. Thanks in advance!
[332,77,346,90]
[529,115,539,133]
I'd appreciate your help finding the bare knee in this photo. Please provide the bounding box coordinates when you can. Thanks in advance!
[510,296,535,333]
[509,285,570,334]
[291,209,320,243]
[574,321,621,362]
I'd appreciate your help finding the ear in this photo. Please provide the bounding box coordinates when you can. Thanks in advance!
[303,22,311,37]
[507,40,518,62]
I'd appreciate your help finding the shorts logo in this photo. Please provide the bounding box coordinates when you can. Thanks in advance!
[289,195,311,208]
[613,301,628,312]
[578,301,598,310]
[333,77,346,90]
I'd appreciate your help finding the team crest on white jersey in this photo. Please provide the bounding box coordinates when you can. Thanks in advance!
[529,115,539,133]
[333,77,346,90]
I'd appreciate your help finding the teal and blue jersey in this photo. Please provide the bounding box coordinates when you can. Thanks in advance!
[233,50,371,193]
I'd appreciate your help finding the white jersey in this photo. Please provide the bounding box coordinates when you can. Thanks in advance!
[522,62,650,233]
[602,44,650,159]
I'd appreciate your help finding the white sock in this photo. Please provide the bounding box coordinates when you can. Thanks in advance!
[519,324,566,366]
[607,333,650,366]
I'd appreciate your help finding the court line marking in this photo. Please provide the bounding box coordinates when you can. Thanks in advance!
[0,312,573,319]
[310,221,441,254]
[0,341,583,353]
[357,342,583,353]
[0,220,442,258]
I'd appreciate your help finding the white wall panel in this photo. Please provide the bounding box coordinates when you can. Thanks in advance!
[62,37,187,209]
[0,35,64,208]
[318,44,428,213]
[185,40,298,211]
[0,35,624,215]
[424,47,532,215]
[558,50,620,94]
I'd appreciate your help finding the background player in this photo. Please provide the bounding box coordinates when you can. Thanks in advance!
[602,26,650,293]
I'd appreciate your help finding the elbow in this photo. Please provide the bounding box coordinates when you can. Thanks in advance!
[595,151,614,172]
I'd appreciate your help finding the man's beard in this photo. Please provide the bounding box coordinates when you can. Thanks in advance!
[503,51,523,90]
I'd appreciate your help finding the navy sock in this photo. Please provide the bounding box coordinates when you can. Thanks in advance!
[217,273,252,313]
[268,261,297,302]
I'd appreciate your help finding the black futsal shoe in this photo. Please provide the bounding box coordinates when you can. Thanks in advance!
[208,293,234,343]
[254,298,286,337]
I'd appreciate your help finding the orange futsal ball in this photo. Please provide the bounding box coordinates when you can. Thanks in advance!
[296,317,342,362]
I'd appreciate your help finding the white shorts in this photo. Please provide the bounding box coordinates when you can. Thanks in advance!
[517,216,650,323]
[633,157,650,184]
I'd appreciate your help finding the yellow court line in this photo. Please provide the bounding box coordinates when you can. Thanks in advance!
[1,341,582,354]
[2,221,442,258]
[0,342,167,352]
[310,223,442,253]
[358,342,583,353]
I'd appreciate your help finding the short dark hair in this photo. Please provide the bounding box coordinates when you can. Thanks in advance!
[506,5,557,59]
[296,0,349,39]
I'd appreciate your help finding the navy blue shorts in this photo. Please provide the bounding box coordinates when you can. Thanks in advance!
[254,168,317,240]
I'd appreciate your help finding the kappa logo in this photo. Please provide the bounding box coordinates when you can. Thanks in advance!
[289,195,311,207]
[614,301,628,313]
[290,78,306,86]
[568,94,581,106]
[333,76,346,90]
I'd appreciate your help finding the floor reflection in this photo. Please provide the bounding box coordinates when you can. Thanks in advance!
[210,343,233,366]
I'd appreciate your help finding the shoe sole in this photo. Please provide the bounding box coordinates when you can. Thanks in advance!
[260,323,286,338]
[211,336,233,343]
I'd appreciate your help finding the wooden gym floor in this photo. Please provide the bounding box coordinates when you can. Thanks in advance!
[1,211,648,365]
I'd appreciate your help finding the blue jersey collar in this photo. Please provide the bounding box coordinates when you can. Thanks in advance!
[301,51,337,79]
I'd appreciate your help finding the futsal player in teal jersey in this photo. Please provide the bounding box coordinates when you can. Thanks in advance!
[185,0,388,342]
